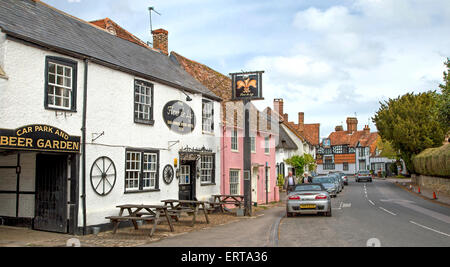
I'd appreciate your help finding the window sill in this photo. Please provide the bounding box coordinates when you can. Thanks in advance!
[202,131,215,136]
[45,106,77,113]
[231,150,239,153]
[134,119,155,126]
[200,183,216,186]
[124,189,160,194]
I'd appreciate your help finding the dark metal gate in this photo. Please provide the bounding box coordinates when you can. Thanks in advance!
[34,154,68,233]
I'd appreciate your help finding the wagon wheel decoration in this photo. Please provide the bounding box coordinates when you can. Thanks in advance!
[90,156,116,196]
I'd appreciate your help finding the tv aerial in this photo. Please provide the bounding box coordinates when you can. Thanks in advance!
[147,6,162,46]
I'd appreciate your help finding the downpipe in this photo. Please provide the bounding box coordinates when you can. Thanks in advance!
[81,58,89,235]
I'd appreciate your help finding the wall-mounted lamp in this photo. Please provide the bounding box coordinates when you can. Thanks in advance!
[182,90,192,102]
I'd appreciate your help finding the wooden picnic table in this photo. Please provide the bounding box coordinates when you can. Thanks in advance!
[105,204,174,236]
[161,199,210,226]
[211,194,244,212]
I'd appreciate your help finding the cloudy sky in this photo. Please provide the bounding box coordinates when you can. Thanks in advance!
[47,0,450,139]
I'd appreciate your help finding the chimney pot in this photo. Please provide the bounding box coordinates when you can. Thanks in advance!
[152,28,168,55]
[273,98,284,116]
[298,112,305,131]
[346,117,358,133]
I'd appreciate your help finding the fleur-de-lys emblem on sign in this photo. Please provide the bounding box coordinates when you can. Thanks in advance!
[236,78,257,93]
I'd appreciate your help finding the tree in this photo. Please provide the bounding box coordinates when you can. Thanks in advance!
[438,58,450,131]
[373,91,446,173]
[284,154,316,178]
[376,137,399,160]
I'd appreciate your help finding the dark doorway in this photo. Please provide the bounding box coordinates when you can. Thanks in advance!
[34,154,68,233]
[178,160,196,200]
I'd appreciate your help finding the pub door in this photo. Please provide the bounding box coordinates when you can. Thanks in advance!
[178,160,196,200]
[34,154,68,233]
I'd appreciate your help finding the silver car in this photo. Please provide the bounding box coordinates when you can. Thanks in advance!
[329,173,343,193]
[286,183,332,217]
[312,176,338,197]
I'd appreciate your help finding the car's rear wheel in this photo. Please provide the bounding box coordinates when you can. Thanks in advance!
[325,209,332,217]
[286,212,293,217]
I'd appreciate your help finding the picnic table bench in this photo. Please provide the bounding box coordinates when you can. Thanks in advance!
[105,204,174,236]
[211,195,245,212]
[161,199,210,226]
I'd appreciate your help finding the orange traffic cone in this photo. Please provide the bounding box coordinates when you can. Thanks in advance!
[418,186,421,194]
[433,192,437,200]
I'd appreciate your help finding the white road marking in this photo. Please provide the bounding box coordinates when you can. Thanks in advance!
[368,200,375,206]
[342,203,352,208]
[379,207,397,216]
[410,221,450,237]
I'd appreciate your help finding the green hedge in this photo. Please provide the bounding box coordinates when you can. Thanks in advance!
[413,144,450,177]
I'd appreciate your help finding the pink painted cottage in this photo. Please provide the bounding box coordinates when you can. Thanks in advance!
[171,52,280,204]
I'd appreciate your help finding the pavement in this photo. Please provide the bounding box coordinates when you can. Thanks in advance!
[384,177,450,207]
[143,202,286,247]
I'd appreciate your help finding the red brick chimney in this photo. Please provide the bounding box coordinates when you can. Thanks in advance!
[364,125,370,134]
[346,117,358,133]
[152,28,168,55]
[273,98,284,116]
[335,125,344,132]
[298,112,304,132]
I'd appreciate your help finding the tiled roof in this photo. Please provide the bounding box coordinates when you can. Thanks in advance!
[328,129,379,150]
[303,123,320,146]
[277,125,298,150]
[170,51,278,134]
[284,121,320,146]
[90,18,151,50]
[170,52,232,100]
[0,0,221,101]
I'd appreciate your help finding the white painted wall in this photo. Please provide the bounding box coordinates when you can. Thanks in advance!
[0,38,222,227]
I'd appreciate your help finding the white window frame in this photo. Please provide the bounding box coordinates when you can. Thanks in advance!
[142,153,157,189]
[251,136,256,153]
[202,99,214,134]
[125,150,158,192]
[46,58,77,111]
[200,155,214,184]
[125,151,141,191]
[179,165,191,185]
[229,169,240,195]
[134,79,154,124]
[231,128,239,152]
[265,136,270,154]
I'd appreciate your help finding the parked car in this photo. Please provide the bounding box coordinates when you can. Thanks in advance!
[334,172,347,187]
[286,183,332,217]
[342,175,348,185]
[312,177,338,198]
[356,170,373,182]
[328,173,343,193]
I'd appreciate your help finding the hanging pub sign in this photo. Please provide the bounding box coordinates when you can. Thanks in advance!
[230,71,264,100]
[322,138,331,148]
[163,100,196,134]
[0,124,81,153]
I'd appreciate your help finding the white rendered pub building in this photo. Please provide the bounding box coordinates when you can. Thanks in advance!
[0,0,222,235]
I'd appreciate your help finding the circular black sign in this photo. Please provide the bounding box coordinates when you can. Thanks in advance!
[163,164,174,185]
[162,101,196,134]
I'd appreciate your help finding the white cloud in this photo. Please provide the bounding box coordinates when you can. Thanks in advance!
[251,0,450,138]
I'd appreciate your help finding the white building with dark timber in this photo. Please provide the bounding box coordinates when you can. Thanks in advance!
[0,0,222,235]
